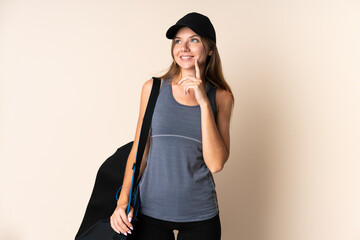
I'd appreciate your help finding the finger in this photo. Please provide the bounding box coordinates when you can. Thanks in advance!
[178,76,196,85]
[110,216,121,234]
[184,86,189,95]
[128,207,134,226]
[195,59,200,79]
[184,84,190,95]
[184,83,198,95]
[113,215,128,235]
[112,214,127,235]
[114,211,131,235]
[120,209,133,232]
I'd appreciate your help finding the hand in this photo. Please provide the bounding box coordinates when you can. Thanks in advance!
[110,203,134,236]
[177,59,208,106]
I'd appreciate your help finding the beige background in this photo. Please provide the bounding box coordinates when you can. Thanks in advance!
[1,0,359,239]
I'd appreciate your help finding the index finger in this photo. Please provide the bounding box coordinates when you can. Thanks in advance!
[195,59,200,79]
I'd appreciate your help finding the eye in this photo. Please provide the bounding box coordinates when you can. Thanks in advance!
[174,39,181,44]
[191,38,199,43]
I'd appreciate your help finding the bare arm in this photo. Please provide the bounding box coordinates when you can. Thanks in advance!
[200,89,233,173]
[177,59,234,174]
[110,78,154,235]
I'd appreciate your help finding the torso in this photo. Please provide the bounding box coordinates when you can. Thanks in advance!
[138,76,219,222]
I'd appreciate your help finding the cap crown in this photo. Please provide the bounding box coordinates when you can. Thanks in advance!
[166,12,216,43]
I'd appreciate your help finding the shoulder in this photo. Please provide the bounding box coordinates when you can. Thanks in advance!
[142,78,154,93]
[215,88,234,112]
[141,77,164,99]
[142,77,164,91]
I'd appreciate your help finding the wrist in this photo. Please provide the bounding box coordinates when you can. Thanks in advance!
[117,190,130,206]
[199,98,211,109]
[117,197,129,206]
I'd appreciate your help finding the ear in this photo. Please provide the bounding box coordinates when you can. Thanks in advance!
[208,50,213,56]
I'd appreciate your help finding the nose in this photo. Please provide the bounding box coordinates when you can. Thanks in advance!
[180,40,190,51]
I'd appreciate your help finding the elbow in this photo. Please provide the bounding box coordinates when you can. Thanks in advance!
[209,159,227,173]
[207,153,229,174]
[209,165,223,174]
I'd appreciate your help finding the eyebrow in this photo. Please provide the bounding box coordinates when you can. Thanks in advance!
[174,34,200,39]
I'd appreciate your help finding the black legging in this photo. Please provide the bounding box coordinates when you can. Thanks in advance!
[128,213,221,240]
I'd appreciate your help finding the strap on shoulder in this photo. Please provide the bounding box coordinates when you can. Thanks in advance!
[126,77,161,214]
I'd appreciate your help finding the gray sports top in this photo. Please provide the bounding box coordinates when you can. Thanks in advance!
[138,77,219,222]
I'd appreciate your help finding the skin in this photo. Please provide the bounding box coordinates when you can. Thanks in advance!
[110,27,233,235]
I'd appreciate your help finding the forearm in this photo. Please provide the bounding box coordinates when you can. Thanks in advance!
[117,151,136,205]
[200,100,229,173]
[117,138,149,205]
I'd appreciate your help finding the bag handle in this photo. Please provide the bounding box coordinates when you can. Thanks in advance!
[126,77,161,214]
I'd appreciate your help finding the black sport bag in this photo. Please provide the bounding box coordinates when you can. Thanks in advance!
[75,77,161,240]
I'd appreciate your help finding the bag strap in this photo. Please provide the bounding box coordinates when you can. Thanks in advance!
[126,77,161,214]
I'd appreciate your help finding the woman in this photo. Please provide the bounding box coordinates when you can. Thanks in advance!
[110,12,234,240]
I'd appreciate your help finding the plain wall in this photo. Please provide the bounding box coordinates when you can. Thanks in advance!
[0,0,359,239]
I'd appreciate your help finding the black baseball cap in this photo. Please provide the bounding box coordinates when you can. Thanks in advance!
[166,12,216,43]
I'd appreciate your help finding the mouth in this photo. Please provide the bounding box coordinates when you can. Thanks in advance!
[180,56,194,61]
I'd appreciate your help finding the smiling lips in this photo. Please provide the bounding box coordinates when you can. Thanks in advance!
[180,56,194,61]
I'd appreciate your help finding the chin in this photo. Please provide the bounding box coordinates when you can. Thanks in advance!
[176,62,195,69]
[180,66,196,72]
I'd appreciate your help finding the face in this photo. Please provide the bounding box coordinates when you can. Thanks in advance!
[172,27,212,71]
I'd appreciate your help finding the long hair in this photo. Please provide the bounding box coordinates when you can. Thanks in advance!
[158,37,234,102]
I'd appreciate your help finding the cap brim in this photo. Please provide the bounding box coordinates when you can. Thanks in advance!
[166,24,187,39]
